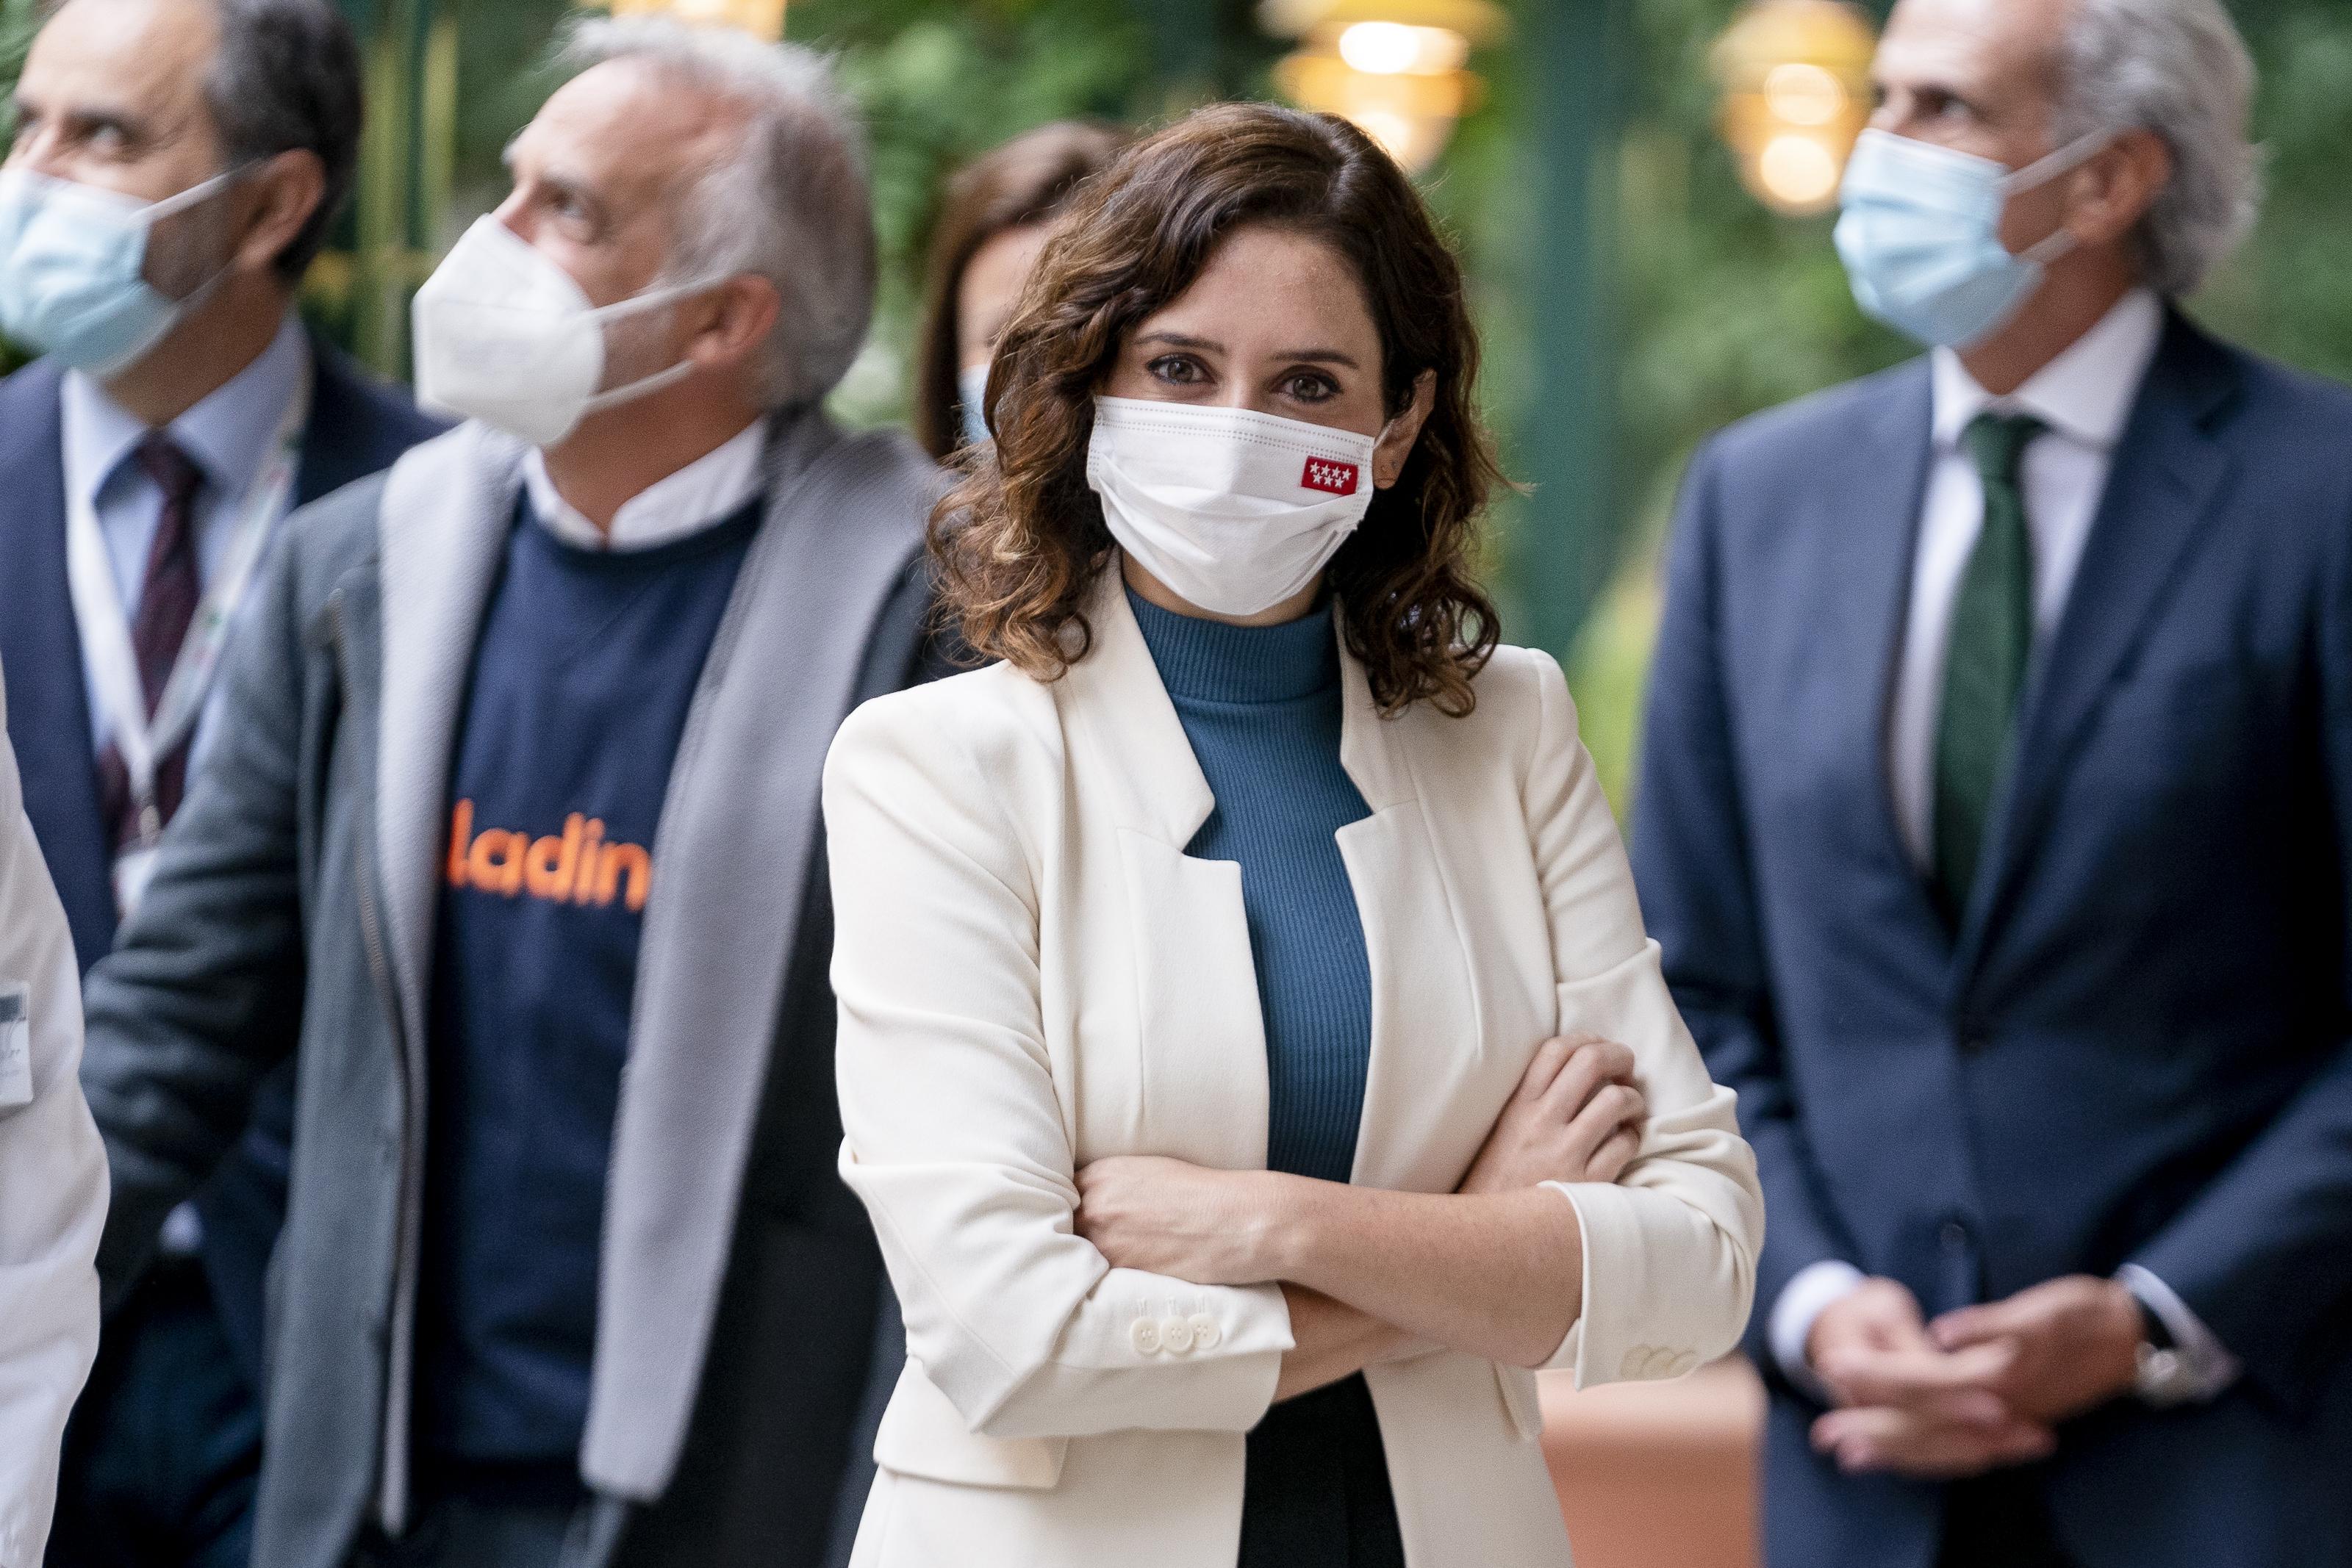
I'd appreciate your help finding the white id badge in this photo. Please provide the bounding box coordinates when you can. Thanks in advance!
[0,982,31,1110]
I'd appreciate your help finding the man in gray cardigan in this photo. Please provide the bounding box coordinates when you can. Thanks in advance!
[76,21,941,1568]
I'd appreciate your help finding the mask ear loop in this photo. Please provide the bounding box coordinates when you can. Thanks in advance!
[1998,131,2112,270]
[1999,129,2112,197]
[574,274,733,416]
[119,160,267,328]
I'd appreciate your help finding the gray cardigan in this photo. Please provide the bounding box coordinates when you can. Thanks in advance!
[79,408,948,1568]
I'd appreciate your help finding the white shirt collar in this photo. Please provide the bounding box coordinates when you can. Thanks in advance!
[1931,287,2165,453]
[60,310,309,508]
[520,418,768,553]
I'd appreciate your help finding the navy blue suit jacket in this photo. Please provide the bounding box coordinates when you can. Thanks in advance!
[1633,310,2352,1568]
[0,338,444,1388]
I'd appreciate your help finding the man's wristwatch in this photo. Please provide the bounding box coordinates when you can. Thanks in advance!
[2130,1297,2197,1408]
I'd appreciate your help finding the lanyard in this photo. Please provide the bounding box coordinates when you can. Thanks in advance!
[64,364,309,860]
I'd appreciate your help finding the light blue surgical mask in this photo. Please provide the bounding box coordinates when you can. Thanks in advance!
[957,362,992,449]
[1833,129,2107,349]
[0,165,245,375]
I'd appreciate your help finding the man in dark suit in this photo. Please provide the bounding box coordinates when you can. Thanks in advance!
[1633,0,2352,1565]
[0,1,440,1561]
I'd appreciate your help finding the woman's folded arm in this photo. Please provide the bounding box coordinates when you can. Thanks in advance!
[825,696,1295,1442]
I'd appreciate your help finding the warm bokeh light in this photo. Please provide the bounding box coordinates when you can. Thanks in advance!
[1762,61,1846,128]
[1337,21,1470,76]
[1712,0,1876,216]
[605,0,786,42]
[1758,132,1842,207]
[1263,1,1505,175]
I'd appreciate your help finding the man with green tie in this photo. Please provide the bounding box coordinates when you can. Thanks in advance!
[1632,0,2352,1564]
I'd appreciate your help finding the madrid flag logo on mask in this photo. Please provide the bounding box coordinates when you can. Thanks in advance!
[1301,457,1360,496]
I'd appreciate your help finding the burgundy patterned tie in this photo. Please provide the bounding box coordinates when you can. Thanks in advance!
[96,433,206,852]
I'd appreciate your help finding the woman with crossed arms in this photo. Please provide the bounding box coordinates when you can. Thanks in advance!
[824,102,1763,1568]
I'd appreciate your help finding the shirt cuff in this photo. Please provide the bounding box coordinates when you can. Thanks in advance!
[2116,1263,2240,1403]
[1768,1259,1867,1402]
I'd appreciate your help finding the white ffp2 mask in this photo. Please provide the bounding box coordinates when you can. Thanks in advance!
[411,215,709,447]
[1085,395,1382,618]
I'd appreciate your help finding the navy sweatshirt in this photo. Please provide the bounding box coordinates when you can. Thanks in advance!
[419,497,759,1465]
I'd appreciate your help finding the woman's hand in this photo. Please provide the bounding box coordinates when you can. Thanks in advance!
[1075,1156,1288,1284]
[1460,1035,1645,1195]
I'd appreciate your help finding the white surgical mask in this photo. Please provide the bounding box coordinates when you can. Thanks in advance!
[1086,395,1383,619]
[411,215,710,447]
[957,362,993,448]
[0,165,247,375]
[1834,129,2108,349]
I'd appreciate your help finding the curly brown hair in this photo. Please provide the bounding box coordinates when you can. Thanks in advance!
[932,101,1507,717]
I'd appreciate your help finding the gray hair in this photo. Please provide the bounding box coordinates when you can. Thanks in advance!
[560,16,875,408]
[2051,0,2262,297]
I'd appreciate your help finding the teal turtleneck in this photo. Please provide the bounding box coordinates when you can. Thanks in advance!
[1127,588,1374,1185]
[1126,587,1402,1568]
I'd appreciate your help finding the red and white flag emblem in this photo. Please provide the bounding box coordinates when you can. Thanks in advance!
[1300,456,1360,495]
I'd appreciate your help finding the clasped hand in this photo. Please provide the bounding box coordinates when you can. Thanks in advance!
[1807,1273,2145,1479]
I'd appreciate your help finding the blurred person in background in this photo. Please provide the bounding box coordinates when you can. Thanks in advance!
[1634,0,2352,1564]
[824,101,1762,1568]
[74,18,945,1568]
[0,677,110,1568]
[911,118,1125,458]
[0,1,440,1562]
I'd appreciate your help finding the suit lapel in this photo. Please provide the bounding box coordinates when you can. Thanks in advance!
[1838,361,1943,910]
[0,362,115,970]
[583,409,935,1497]
[1954,312,2242,977]
[295,341,445,506]
[374,423,520,1055]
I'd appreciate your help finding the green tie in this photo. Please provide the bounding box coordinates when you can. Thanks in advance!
[1932,411,2045,924]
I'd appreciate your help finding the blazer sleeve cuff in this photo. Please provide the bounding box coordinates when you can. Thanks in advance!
[1538,1179,1743,1387]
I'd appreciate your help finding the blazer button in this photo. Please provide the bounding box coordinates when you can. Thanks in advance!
[1130,1318,1162,1355]
[1940,1219,1971,1254]
[1188,1315,1223,1351]
[1667,1351,1699,1378]
[1618,1345,1654,1380]
[1160,1316,1195,1353]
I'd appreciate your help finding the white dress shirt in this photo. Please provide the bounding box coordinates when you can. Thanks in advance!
[1772,288,2240,1404]
[0,682,108,1567]
[520,417,767,552]
[62,311,309,764]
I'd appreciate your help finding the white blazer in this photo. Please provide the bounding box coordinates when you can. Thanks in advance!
[824,575,1763,1568]
[0,675,107,1567]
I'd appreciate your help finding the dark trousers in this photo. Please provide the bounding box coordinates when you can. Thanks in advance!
[1236,1374,1405,1568]
[48,1261,261,1568]
[1938,1472,2078,1568]
[351,1465,591,1568]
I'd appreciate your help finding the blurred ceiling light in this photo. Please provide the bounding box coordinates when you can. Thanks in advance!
[604,0,785,42]
[1712,0,1876,217]
[1337,21,1470,76]
[1261,0,1507,176]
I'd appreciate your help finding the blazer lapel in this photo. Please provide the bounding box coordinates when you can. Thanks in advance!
[1336,644,1494,1194]
[583,409,933,1498]
[1058,575,1271,1168]
[0,361,115,971]
[374,423,521,1056]
[1954,312,2242,977]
